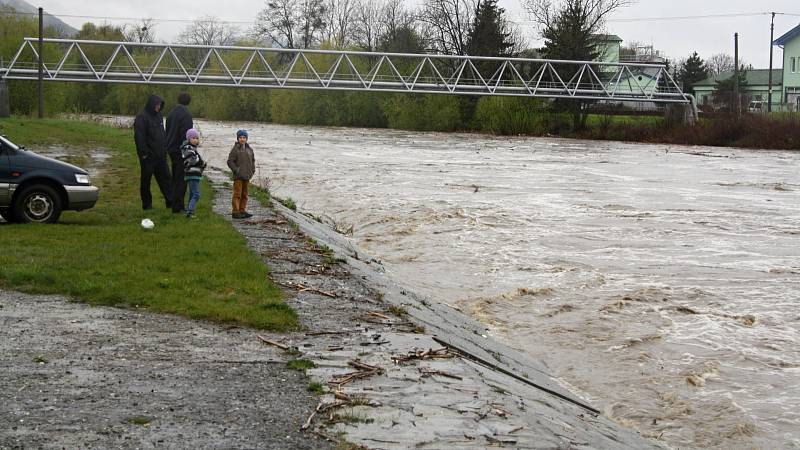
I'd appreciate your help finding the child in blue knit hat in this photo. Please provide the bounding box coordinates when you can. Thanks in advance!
[181,128,206,219]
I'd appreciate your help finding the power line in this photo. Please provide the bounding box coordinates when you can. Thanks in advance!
[3,8,800,28]
[0,10,254,25]
[509,11,800,24]
[609,12,771,22]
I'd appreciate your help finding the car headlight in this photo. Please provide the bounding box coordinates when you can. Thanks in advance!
[75,173,90,184]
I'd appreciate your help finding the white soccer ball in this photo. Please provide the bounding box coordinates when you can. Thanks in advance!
[141,218,155,230]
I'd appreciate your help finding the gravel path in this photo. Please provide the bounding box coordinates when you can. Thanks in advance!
[0,290,332,450]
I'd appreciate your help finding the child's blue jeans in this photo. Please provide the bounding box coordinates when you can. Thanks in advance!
[186,179,200,214]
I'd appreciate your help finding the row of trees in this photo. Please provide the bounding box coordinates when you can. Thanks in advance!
[675,51,750,95]
[1,0,543,126]
[4,0,746,131]
[116,0,520,58]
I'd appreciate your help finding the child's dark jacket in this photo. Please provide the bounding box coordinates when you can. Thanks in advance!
[181,141,206,178]
[226,142,256,181]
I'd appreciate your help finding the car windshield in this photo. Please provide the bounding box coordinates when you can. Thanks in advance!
[0,135,20,151]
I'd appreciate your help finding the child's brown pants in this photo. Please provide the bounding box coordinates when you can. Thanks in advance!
[232,179,249,213]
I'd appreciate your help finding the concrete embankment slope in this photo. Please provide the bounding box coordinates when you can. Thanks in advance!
[208,168,664,449]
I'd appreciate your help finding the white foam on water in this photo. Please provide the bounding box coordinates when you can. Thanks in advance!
[199,120,800,449]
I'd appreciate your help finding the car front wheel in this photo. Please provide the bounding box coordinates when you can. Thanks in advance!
[13,184,63,223]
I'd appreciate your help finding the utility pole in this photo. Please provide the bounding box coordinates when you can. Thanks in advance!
[38,7,44,119]
[768,12,775,113]
[0,56,9,118]
[734,33,740,118]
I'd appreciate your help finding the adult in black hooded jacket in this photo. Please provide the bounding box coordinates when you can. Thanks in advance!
[133,94,172,210]
[165,92,193,213]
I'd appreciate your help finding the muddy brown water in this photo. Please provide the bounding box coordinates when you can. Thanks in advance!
[195,121,799,449]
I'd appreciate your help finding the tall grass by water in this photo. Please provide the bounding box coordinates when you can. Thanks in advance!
[578,112,800,149]
[6,75,798,150]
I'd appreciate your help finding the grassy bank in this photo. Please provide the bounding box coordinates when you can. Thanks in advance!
[0,118,295,331]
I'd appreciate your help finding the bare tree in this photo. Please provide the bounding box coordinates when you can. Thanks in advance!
[124,18,157,43]
[507,25,527,56]
[707,53,734,75]
[353,0,383,51]
[255,0,327,49]
[381,0,417,40]
[420,0,477,55]
[256,0,297,48]
[380,0,424,48]
[179,16,239,46]
[324,0,358,48]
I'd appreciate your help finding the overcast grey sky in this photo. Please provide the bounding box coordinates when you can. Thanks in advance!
[27,0,800,68]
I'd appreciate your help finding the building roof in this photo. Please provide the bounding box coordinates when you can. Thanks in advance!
[594,34,623,42]
[694,69,783,87]
[774,23,800,46]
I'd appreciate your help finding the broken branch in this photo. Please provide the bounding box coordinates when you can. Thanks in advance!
[276,281,338,298]
[391,348,453,364]
[256,335,289,350]
[306,330,349,336]
[419,368,463,380]
[367,311,391,320]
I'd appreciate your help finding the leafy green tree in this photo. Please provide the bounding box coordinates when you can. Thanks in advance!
[712,69,748,112]
[474,96,551,134]
[1,7,68,115]
[66,23,127,113]
[461,0,518,124]
[678,52,708,95]
[378,24,425,54]
[382,94,462,131]
[466,0,514,57]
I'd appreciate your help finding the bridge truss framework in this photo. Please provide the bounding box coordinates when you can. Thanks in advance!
[0,38,691,105]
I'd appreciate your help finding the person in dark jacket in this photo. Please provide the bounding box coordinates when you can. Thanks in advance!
[165,92,193,213]
[226,129,256,219]
[133,94,171,210]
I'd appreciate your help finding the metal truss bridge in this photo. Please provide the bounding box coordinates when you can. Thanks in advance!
[0,38,691,105]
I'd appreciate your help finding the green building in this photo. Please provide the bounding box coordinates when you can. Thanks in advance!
[692,69,783,109]
[774,22,800,110]
[595,34,623,64]
[693,23,800,111]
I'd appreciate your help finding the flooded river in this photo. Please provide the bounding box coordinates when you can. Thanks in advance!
[198,120,799,449]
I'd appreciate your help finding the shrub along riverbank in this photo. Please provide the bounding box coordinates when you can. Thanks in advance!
[0,118,295,331]
[7,80,799,150]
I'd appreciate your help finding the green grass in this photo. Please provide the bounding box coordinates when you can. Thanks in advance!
[0,117,296,331]
[585,114,664,127]
[277,196,297,211]
[308,381,325,394]
[287,359,316,371]
[250,183,272,207]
